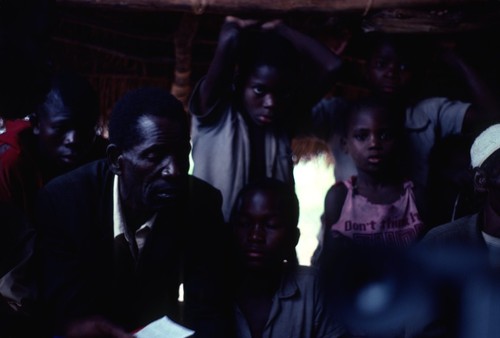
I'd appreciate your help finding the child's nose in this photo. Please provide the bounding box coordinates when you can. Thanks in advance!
[263,94,275,109]
[386,63,400,77]
[64,130,77,145]
[248,224,265,242]
[369,134,381,147]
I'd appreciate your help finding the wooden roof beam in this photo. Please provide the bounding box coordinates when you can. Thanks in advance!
[55,0,489,15]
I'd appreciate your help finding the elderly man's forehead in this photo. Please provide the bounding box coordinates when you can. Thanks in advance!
[136,114,188,140]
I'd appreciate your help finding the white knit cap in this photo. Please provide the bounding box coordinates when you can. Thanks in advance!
[470,124,500,168]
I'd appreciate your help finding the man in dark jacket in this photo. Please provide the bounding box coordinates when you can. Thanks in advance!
[36,88,232,337]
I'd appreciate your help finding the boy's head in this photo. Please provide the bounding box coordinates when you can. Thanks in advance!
[364,33,420,98]
[342,98,404,174]
[235,31,300,127]
[230,178,300,271]
[32,71,99,173]
[471,124,500,214]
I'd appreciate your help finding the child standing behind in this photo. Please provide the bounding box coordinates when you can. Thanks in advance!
[319,99,425,255]
[190,16,341,220]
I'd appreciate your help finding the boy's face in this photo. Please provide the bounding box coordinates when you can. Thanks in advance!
[366,43,413,97]
[115,114,190,213]
[344,108,397,174]
[242,65,293,127]
[233,189,298,271]
[34,107,96,172]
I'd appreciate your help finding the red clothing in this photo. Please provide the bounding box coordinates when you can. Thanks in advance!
[0,119,42,219]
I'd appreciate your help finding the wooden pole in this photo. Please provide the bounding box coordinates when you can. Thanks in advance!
[171,13,199,109]
[56,0,488,15]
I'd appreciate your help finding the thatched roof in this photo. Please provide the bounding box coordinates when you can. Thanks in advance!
[46,0,500,159]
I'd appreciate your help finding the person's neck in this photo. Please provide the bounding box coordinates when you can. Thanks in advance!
[356,169,400,190]
[482,203,500,238]
[123,207,154,233]
[237,266,283,298]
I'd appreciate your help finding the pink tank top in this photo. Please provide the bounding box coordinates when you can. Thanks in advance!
[330,177,424,248]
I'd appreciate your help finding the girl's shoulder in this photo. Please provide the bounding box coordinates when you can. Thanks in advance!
[327,180,350,199]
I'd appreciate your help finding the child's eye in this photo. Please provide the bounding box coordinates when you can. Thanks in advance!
[354,133,368,141]
[375,60,387,69]
[237,218,252,228]
[252,86,265,96]
[379,131,393,141]
[265,222,281,230]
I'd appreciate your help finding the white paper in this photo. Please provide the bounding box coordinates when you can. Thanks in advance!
[134,316,195,338]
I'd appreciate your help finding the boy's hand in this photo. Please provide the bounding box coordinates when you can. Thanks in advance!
[224,16,259,30]
[261,19,283,31]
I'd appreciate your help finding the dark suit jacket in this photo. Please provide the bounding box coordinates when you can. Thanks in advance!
[35,160,232,337]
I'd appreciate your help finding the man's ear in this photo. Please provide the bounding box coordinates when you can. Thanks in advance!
[106,144,123,175]
[474,169,488,193]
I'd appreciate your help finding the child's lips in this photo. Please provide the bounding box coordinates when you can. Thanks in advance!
[368,155,383,163]
[258,115,273,124]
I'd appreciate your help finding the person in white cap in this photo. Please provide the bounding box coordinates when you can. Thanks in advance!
[422,123,500,268]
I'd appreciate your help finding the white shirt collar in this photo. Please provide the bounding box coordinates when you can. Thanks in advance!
[113,175,157,251]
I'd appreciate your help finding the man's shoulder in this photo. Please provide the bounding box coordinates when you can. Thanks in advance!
[406,97,469,125]
[187,175,222,197]
[42,159,111,195]
[422,213,479,244]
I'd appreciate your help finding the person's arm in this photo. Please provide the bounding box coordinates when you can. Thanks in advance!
[267,21,343,108]
[36,183,107,335]
[196,16,258,118]
[312,183,348,268]
[323,183,348,228]
[65,317,133,338]
[182,182,234,338]
[439,44,499,134]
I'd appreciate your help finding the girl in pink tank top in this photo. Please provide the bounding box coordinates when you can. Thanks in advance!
[321,98,425,251]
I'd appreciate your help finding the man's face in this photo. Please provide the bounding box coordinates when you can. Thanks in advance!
[242,65,293,127]
[35,108,96,172]
[366,43,413,97]
[233,189,297,271]
[483,154,500,217]
[117,115,190,213]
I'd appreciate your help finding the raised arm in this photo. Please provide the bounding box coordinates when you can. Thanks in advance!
[197,16,257,117]
[267,21,343,107]
[439,43,500,134]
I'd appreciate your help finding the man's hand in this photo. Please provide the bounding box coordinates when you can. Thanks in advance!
[65,317,134,338]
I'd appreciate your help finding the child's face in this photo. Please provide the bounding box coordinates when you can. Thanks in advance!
[242,65,293,127]
[366,43,413,97]
[344,108,397,174]
[233,189,297,271]
[34,105,96,172]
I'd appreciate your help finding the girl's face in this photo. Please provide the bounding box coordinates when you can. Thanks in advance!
[242,65,293,127]
[344,108,398,174]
